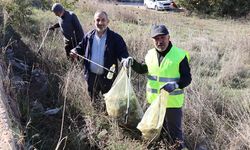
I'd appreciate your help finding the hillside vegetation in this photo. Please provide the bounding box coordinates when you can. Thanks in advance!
[1,0,250,149]
[177,0,250,18]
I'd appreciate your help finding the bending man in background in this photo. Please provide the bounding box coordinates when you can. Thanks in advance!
[71,11,129,103]
[49,3,84,58]
[123,24,192,150]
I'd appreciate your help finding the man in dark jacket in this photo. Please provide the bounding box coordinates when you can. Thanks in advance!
[71,10,129,101]
[49,3,84,58]
[122,25,191,150]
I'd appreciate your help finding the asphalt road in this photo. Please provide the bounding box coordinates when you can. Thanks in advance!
[117,2,144,6]
[116,2,183,12]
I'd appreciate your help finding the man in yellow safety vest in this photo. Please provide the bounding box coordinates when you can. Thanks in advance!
[122,24,192,149]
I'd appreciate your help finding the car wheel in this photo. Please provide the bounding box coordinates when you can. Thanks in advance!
[155,5,159,11]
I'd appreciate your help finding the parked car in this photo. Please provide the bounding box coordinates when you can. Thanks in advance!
[144,0,177,11]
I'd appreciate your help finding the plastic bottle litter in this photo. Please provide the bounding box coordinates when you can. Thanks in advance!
[107,64,116,79]
[44,107,62,116]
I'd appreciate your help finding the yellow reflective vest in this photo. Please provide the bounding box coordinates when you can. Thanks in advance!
[145,45,190,108]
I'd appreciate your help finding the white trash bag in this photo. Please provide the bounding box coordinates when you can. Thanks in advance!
[104,67,143,127]
[137,90,169,141]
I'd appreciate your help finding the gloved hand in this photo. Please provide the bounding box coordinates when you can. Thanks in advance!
[49,26,55,31]
[162,82,179,93]
[121,57,133,68]
[70,48,78,60]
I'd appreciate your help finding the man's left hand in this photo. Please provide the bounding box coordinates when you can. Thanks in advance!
[49,26,55,31]
[121,57,133,68]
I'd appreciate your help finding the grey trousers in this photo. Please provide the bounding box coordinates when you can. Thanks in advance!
[163,108,185,147]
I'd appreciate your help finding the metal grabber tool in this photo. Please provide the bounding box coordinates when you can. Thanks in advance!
[37,28,50,55]
[71,51,115,74]
[125,59,132,124]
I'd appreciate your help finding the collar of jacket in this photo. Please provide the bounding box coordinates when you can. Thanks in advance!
[85,28,110,59]
[60,10,68,19]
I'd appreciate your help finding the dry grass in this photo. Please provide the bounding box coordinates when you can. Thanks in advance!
[76,1,250,149]
[5,0,250,149]
[54,65,145,149]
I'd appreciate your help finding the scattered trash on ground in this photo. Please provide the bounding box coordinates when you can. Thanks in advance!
[43,107,62,116]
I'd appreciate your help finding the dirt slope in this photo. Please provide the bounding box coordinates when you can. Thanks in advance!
[0,66,16,150]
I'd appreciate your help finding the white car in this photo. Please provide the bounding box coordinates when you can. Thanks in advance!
[144,0,175,11]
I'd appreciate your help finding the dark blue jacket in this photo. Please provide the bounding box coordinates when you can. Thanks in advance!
[53,10,84,45]
[76,28,129,79]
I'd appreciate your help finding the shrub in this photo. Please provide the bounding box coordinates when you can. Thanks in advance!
[4,0,39,36]
[31,0,52,10]
[52,0,79,10]
[177,0,250,17]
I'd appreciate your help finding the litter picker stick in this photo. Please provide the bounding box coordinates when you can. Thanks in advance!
[71,37,75,47]
[37,28,50,55]
[73,31,78,47]
[71,51,115,73]
[125,60,132,124]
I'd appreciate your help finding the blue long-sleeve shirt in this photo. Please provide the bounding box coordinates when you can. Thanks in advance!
[89,31,107,74]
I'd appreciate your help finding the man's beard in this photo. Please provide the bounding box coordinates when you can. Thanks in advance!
[156,45,166,52]
[96,26,106,32]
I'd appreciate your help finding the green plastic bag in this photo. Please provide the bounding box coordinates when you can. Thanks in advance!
[137,90,169,141]
[104,67,143,127]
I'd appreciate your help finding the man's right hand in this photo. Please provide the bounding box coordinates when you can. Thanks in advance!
[70,48,78,60]
[162,82,178,93]
[49,26,55,31]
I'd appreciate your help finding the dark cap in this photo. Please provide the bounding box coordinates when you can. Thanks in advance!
[151,24,169,38]
[52,3,64,13]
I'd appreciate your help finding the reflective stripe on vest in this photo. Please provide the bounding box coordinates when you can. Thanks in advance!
[147,88,184,95]
[147,75,179,82]
[147,75,157,81]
